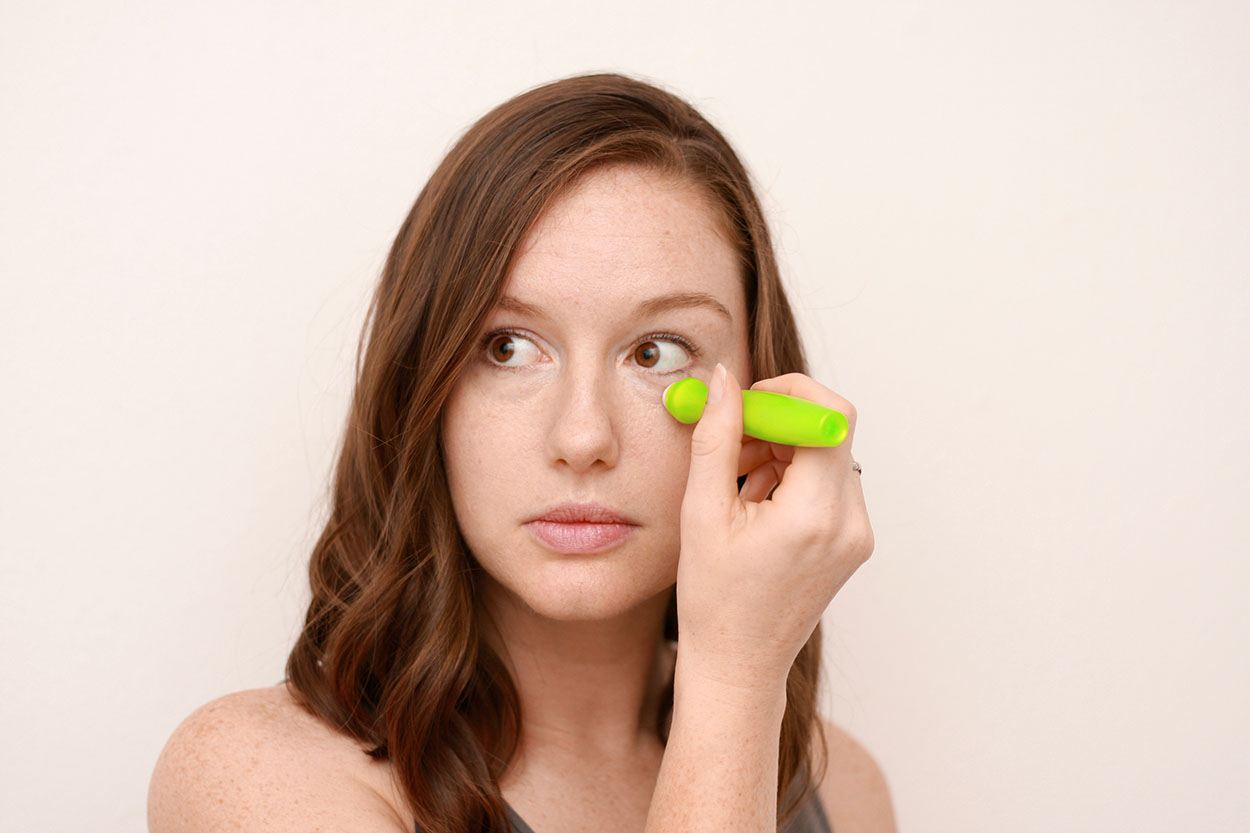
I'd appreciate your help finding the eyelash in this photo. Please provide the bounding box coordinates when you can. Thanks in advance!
[480,328,701,372]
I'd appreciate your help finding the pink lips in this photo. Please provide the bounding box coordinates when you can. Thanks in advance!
[525,502,638,554]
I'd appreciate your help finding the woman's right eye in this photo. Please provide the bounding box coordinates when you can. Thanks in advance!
[483,330,543,368]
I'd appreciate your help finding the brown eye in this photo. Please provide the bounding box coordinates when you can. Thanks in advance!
[632,336,692,374]
[635,341,661,369]
[483,332,541,367]
[488,334,516,363]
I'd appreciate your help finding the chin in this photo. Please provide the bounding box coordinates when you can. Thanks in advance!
[510,558,673,623]
[516,576,644,621]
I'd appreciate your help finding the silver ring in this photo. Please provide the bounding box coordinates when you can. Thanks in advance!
[852,460,862,475]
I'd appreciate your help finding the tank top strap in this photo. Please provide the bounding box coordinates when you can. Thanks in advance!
[779,761,835,833]
[412,801,534,833]
[503,799,537,833]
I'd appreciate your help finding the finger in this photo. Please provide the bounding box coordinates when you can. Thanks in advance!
[748,373,860,507]
[739,470,771,503]
[737,437,784,477]
[685,362,745,519]
[748,374,858,441]
[740,459,789,503]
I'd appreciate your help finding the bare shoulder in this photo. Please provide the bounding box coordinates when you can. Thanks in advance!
[147,684,410,833]
[811,716,898,833]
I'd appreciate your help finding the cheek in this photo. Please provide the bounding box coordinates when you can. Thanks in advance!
[443,399,524,492]
[629,402,695,510]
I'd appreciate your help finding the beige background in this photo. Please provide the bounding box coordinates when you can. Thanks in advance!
[2,1,1247,830]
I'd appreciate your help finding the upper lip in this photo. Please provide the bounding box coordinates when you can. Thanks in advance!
[528,502,637,525]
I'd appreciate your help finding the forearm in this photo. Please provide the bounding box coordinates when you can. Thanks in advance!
[644,660,788,833]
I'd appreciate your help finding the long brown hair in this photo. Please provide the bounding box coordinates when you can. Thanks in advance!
[284,72,827,833]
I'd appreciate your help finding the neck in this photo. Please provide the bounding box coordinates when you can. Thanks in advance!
[477,573,676,762]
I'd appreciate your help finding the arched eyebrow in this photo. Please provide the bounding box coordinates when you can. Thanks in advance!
[495,291,732,325]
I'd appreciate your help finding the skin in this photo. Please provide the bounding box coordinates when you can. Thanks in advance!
[439,163,752,824]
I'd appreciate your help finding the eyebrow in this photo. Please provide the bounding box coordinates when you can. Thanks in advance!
[494,291,733,324]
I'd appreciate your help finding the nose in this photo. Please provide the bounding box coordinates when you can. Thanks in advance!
[545,366,620,473]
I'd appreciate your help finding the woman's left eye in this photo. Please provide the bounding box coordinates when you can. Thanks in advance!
[632,333,699,374]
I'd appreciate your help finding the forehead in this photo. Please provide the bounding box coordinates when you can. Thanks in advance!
[498,165,744,322]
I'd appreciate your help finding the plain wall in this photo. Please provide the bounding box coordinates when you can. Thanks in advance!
[2,1,1247,830]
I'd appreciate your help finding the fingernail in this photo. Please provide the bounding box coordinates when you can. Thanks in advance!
[707,362,725,406]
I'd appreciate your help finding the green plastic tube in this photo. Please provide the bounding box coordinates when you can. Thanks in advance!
[662,376,849,447]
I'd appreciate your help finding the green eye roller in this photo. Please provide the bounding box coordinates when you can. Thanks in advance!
[662,376,849,447]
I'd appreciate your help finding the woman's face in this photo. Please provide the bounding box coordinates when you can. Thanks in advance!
[440,164,751,624]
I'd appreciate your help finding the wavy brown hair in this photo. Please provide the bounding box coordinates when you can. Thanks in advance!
[284,72,828,833]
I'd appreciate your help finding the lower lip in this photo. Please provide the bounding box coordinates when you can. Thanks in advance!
[525,521,636,554]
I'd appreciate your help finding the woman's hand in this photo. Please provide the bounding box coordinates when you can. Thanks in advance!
[675,363,875,690]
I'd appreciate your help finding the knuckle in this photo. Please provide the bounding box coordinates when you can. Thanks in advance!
[688,429,723,459]
[791,514,832,551]
[845,519,875,562]
[752,372,806,391]
[840,400,859,427]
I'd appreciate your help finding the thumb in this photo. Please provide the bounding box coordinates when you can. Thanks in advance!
[685,362,744,516]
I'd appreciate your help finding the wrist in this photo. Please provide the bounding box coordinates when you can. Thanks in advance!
[672,650,789,716]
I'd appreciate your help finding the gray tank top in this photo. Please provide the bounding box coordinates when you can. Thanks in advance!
[419,780,834,833]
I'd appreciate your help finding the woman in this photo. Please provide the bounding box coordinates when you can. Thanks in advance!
[148,72,895,833]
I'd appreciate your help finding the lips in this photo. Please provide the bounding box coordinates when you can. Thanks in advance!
[525,502,638,554]
[528,502,636,525]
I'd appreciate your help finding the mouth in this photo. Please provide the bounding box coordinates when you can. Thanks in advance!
[525,501,639,554]
[525,520,636,554]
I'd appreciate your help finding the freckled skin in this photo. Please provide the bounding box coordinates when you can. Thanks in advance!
[440,164,752,627]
